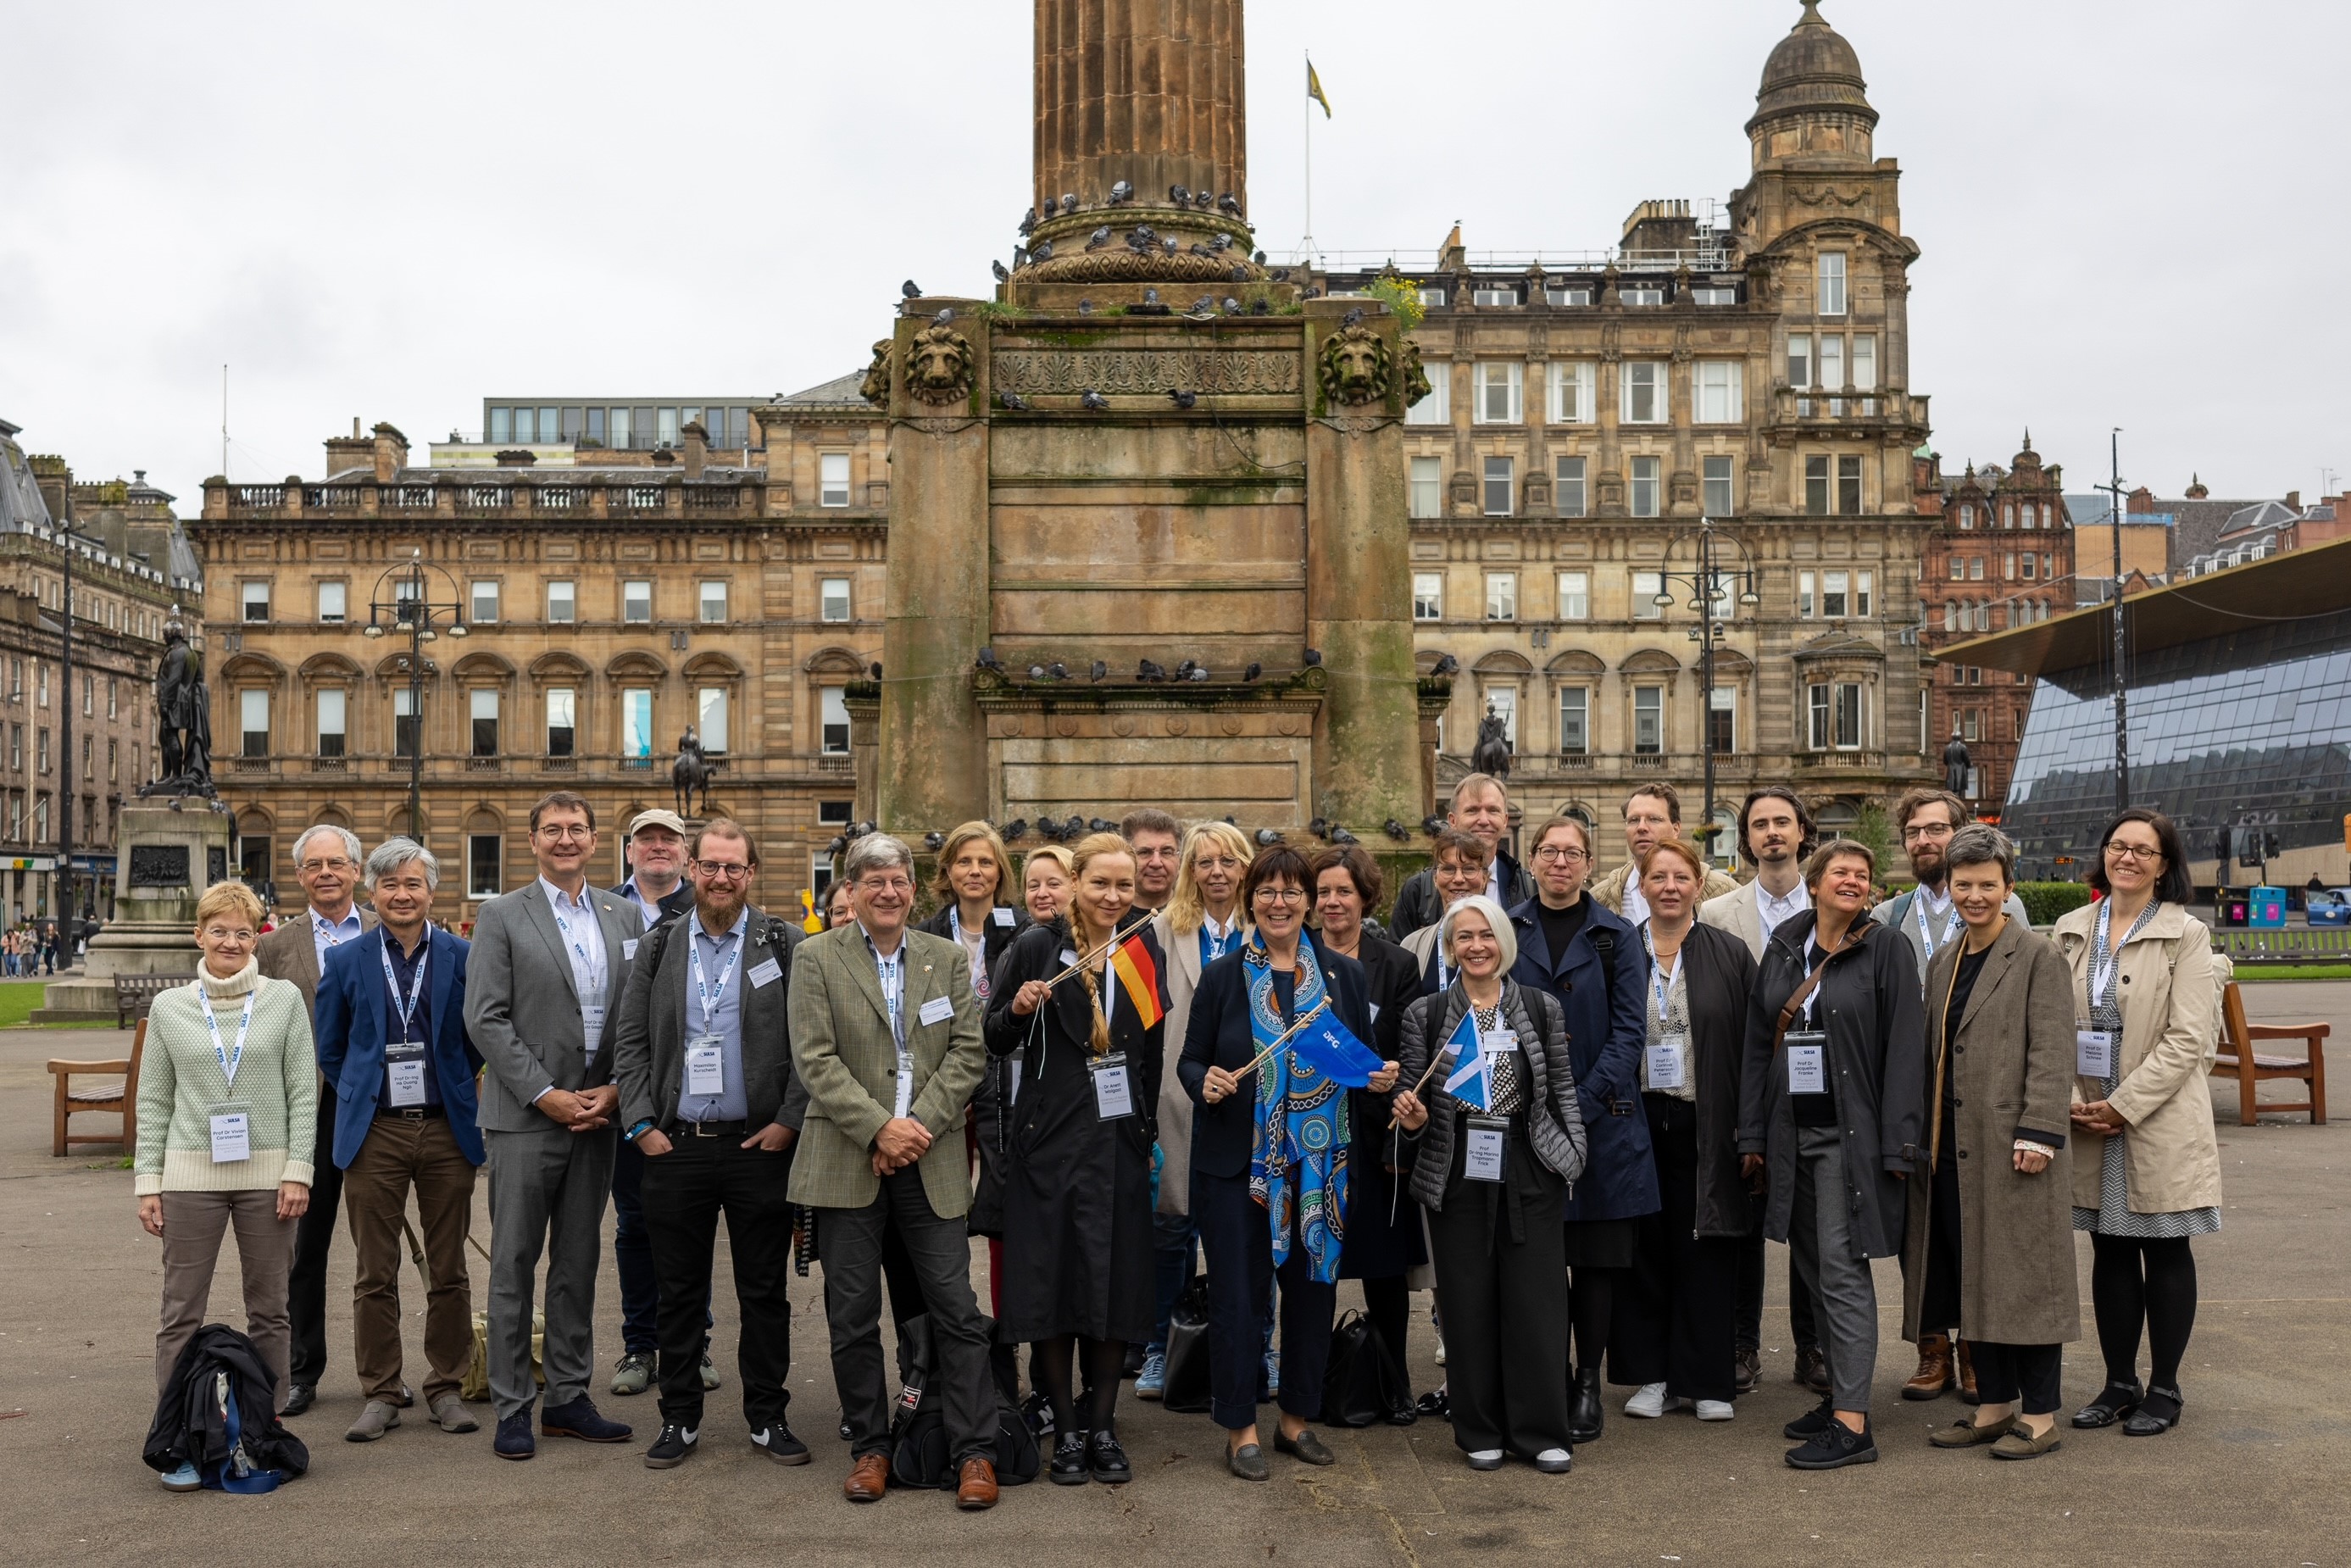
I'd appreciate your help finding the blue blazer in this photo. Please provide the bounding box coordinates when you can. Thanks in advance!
[1178,942,1375,1183]
[314,926,484,1169]
[1507,894,1659,1223]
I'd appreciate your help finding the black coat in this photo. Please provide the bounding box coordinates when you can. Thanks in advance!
[1387,848,1536,942]
[1656,920,1759,1238]
[1178,940,1376,1182]
[1337,931,1426,1279]
[1507,894,1660,1224]
[983,919,1164,1343]
[144,1324,310,1481]
[921,901,1029,1237]
[1737,910,1926,1259]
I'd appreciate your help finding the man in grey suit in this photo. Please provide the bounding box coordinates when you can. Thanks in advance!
[464,790,642,1460]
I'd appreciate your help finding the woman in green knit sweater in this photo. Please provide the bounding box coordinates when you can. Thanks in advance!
[135,880,317,1491]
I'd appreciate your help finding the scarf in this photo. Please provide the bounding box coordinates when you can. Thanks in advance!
[1245,931,1348,1285]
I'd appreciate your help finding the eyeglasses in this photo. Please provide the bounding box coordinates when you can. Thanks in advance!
[298,858,357,873]
[696,860,753,881]
[858,876,914,894]
[1252,887,1305,905]
[1194,856,1242,873]
[535,825,593,842]
[201,926,256,942]
[1902,822,1955,842]
[1533,845,1589,864]
[2104,842,2164,864]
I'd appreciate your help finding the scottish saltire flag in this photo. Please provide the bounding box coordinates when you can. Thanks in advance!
[1291,1007,1381,1088]
[1440,1008,1490,1111]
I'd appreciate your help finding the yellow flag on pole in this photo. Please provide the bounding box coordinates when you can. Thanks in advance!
[1307,59,1332,118]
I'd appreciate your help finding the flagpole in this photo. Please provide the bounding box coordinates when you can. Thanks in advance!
[1298,50,1315,267]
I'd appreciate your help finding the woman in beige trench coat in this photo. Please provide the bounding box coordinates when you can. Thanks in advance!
[1902,827,2080,1459]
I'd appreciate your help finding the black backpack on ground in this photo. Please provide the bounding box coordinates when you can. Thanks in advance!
[888,1313,1039,1488]
[143,1324,309,1492]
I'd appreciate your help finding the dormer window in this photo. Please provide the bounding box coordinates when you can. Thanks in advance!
[1472,285,1519,307]
[1546,286,1594,307]
[1621,284,1665,307]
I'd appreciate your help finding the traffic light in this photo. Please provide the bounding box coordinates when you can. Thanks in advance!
[2215,826,2232,863]
[2265,830,2282,861]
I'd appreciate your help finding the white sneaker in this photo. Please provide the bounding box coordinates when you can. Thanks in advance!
[1624,1382,1669,1419]
[1532,1447,1572,1473]
[1694,1399,1735,1421]
[1465,1448,1503,1471]
[1434,1334,1447,1367]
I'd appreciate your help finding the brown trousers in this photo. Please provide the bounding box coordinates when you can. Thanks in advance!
[343,1114,479,1405]
[156,1189,297,1408]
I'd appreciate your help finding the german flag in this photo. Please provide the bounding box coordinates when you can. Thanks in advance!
[1110,932,1165,1031]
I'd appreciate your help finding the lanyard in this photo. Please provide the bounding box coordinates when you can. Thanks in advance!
[1642,924,1681,1026]
[1915,891,1959,964]
[2092,899,2156,1010]
[197,989,255,1087]
[871,942,906,1051]
[1798,941,1828,1027]
[550,896,605,999]
[690,923,743,1036]
[380,938,428,1041]
[1203,919,1233,963]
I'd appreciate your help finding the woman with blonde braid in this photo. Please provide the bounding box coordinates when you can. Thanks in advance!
[987,834,1170,1486]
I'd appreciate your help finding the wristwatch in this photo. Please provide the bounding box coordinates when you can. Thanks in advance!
[625,1119,656,1143]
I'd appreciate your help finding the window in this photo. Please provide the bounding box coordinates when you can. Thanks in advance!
[107,677,116,719]
[468,835,502,899]
[2020,503,2037,530]
[1418,286,1448,308]
[820,576,852,623]
[1788,334,1813,392]
[1413,573,1443,622]
[1817,253,1848,315]
[1555,570,1589,620]
[36,730,48,773]
[1482,457,1515,516]
[1703,455,1735,516]
[392,688,419,758]
[1548,362,1594,425]
[1691,286,1737,305]
[1948,557,1966,580]
[1484,572,1517,621]
[1406,360,1450,425]
[488,406,511,443]
[1558,687,1589,754]
[698,580,727,624]
[32,794,46,840]
[1818,337,1845,404]
[1822,570,1851,618]
[2003,503,2015,528]
[1633,687,1664,754]
[547,580,576,624]
[81,673,92,716]
[622,688,654,760]
[108,738,118,783]
[1808,681,1864,750]
[316,689,347,757]
[1798,571,1816,618]
[1838,455,1862,514]
[820,687,850,754]
[1409,456,1443,519]
[1621,362,1666,424]
[1474,362,1523,425]
[819,800,853,826]
[1959,503,1975,529]
[623,580,653,624]
[1545,286,1593,307]
[5,726,15,770]
[1708,686,1736,755]
[1852,334,1877,402]
[1969,557,1985,581]
[1621,284,1665,307]
[658,407,681,447]
[470,689,498,756]
[1694,361,1743,424]
[1806,455,1831,514]
[1555,456,1587,518]
[466,581,498,624]
[698,687,729,753]
[1630,456,1661,518]
[317,581,347,624]
[2004,553,2017,581]
[1471,285,1518,307]
[241,581,270,623]
[240,691,269,758]
[544,687,576,756]
[609,407,631,448]
[819,452,851,507]
[1633,570,1664,620]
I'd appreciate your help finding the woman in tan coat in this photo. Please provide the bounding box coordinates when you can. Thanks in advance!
[2056,808,2219,1439]
[1902,827,2079,1459]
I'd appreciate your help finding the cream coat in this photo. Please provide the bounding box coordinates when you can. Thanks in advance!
[1148,911,1237,1218]
[2052,900,2222,1215]
[1590,859,1739,917]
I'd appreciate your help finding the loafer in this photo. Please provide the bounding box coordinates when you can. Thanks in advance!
[1992,1423,2063,1460]
[2123,1387,2183,1437]
[1274,1427,1335,1465]
[2071,1381,2143,1430]
[1733,1348,1760,1396]
[158,1460,203,1492]
[1930,1415,2015,1448]
[1531,1447,1572,1474]
[1090,1429,1132,1485]
[610,1352,653,1397]
[430,1393,479,1434]
[495,1410,536,1460]
[542,1396,632,1443]
[844,1452,890,1502]
[752,1424,810,1465]
[1785,1418,1877,1470]
[699,1354,721,1393]
[955,1456,999,1510]
[1782,1396,1835,1440]
[1228,1442,1269,1482]
[344,1399,400,1443]
[644,1422,698,1469]
[1134,1348,1168,1400]
[1624,1382,1668,1419]
[1465,1448,1504,1471]
[281,1382,317,1418]
[1049,1431,1092,1485]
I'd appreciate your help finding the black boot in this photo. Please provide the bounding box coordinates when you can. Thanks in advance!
[1568,1367,1604,1445]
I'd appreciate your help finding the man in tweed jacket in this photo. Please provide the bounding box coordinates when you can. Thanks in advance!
[787,832,998,1508]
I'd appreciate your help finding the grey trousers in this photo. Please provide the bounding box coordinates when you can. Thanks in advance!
[485,1125,616,1420]
[1787,1126,1879,1414]
[157,1189,296,1410]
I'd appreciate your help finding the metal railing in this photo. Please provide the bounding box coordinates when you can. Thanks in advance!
[2211,928,2351,965]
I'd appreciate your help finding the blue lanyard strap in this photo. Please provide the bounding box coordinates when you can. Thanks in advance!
[691,924,743,1035]
[1916,892,1958,963]
[549,898,605,998]
[197,989,255,1087]
[380,939,428,1039]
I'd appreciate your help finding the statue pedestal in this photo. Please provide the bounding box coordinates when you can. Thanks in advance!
[35,797,233,1024]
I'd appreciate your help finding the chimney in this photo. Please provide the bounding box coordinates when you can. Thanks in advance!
[2127,486,2154,514]
[2284,489,2301,512]
[681,420,708,480]
[324,415,374,480]
[370,422,411,483]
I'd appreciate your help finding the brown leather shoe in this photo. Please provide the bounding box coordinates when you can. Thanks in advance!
[1903,1332,1954,1400]
[1794,1343,1831,1395]
[1954,1337,1980,1405]
[955,1456,998,1510]
[843,1453,890,1503]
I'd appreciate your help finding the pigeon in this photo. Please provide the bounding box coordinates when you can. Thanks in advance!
[852,820,876,838]
[1041,195,1059,218]
[1126,225,1157,252]
[1110,180,1133,203]
[1253,828,1285,848]
[1342,306,1364,327]
[924,831,946,852]
[1222,297,1241,315]
[869,660,883,681]
[1421,815,1446,837]
[1270,268,1292,282]
[1331,828,1359,846]
[1077,297,1093,314]
[1012,247,1030,270]
[1188,241,1212,256]
[1303,647,1323,666]
[1081,388,1109,411]
[1223,815,1239,827]
[1087,225,1112,250]
[1196,190,1215,209]
[1088,816,1117,833]
[933,307,955,325]
[1302,286,1321,300]
[1191,295,1216,314]
[1169,183,1192,205]
[1089,659,1108,682]
[1249,298,1270,315]
[1003,818,1029,842]
[1137,659,1168,683]
[999,391,1031,411]
[1242,661,1262,681]
[1229,265,1250,282]
[976,646,1004,672]
[1143,287,1160,307]
[1383,819,1411,842]
[992,259,1011,282]
[1209,232,1232,252]
[1220,192,1242,215]
[1168,389,1197,409]
[902,280,922,299]
[825,834,848,856]
[1186,665,1209,682]
[1060,192,1076,213]
[1174,659,1199,681]
[1028,664,1048,681]
[1019,207,1037,234]
[1253,249,1267,264]
[1430,653,1459,676]
[1161,236,1180,255]
[1031,240,1053,261]
[1047,662,1068,681]
[1309,817,1331,840]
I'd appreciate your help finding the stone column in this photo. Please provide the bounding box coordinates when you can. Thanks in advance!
[1034,0,1247,210]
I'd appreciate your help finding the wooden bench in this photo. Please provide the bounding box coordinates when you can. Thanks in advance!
[2213,981,2328,1126]
[113,975,179,1029]
[49,1018,147,1157]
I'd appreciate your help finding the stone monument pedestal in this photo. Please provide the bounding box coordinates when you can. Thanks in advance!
[34,797,233,1024]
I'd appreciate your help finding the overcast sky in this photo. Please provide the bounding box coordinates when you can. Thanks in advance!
[4,1,2345,509]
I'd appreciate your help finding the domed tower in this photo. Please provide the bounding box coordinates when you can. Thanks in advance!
[1747,0,1878,170]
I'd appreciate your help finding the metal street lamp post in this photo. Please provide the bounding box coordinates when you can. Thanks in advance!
[361,551,467,839]
[1653,517,1763,857]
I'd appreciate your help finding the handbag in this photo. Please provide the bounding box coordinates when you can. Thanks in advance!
[1320,1309,1416,1427]
[1159,1275,1214,1415]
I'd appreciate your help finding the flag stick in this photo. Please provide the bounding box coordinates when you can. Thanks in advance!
[1233,999,1331,1081]
[1389,1036,1463,1126]
[1042,914,1155,988]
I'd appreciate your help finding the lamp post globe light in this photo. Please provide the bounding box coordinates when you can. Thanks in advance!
[361,550,467,842]
[1652,517,1763,858]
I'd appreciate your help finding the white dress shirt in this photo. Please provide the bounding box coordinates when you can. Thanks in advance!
[1756,878,1810,940]
[1622,880,1651,928]
[539,876,611,1059]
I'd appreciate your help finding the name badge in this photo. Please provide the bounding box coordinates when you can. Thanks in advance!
[1479,1029,1518,1060]
[1092,1052,1136,1120]
[686,1037,726,1098]
[1009,1059,1023,1106]
[581,1003,607,1037]
[387,1059,427,1108]
[621,938,640,961]
[1463,1116,1506,1182]
[2076,1027,2115,1080]
[209,1108,252,1165]
[748,957,782,990]
[918,994,954,1027]
[894,1067,914,1119]
[992,907,1015,927]
[1646,1032,1688,1093]
[1785,1031,1828,1096]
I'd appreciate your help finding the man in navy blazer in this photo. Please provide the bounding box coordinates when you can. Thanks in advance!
[314,837,485,1444]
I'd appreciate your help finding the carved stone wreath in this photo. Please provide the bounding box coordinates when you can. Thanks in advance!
[859,339,892,406]
[904,322,975,405]
[1319,322,1392,407]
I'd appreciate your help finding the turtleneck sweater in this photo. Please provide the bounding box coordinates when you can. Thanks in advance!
[134,957,317,1195]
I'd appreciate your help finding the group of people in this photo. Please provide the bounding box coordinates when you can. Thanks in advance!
[133,773,2226,1498]
[5,921,60,976]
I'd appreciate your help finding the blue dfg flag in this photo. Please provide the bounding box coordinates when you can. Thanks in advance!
[1440,1009,1490,1111]
[1291,1009,1384,1088]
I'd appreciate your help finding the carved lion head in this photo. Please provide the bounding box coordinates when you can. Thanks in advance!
[858,340,892,405]
[1400,340,1432,408]
[904,322,975,405]
[1319,322,1392,408]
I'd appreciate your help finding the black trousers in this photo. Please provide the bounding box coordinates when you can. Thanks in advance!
[1971,1340,2062,1415]
[1616,1096,1739,1403]
[1195,1168,1334,1432]
[1425,1125,1570,1458]
[641,1134,796,1432]
[1915,1143,1965,1337]
[286,1087,343,1387]
[817,1169,995,1464]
